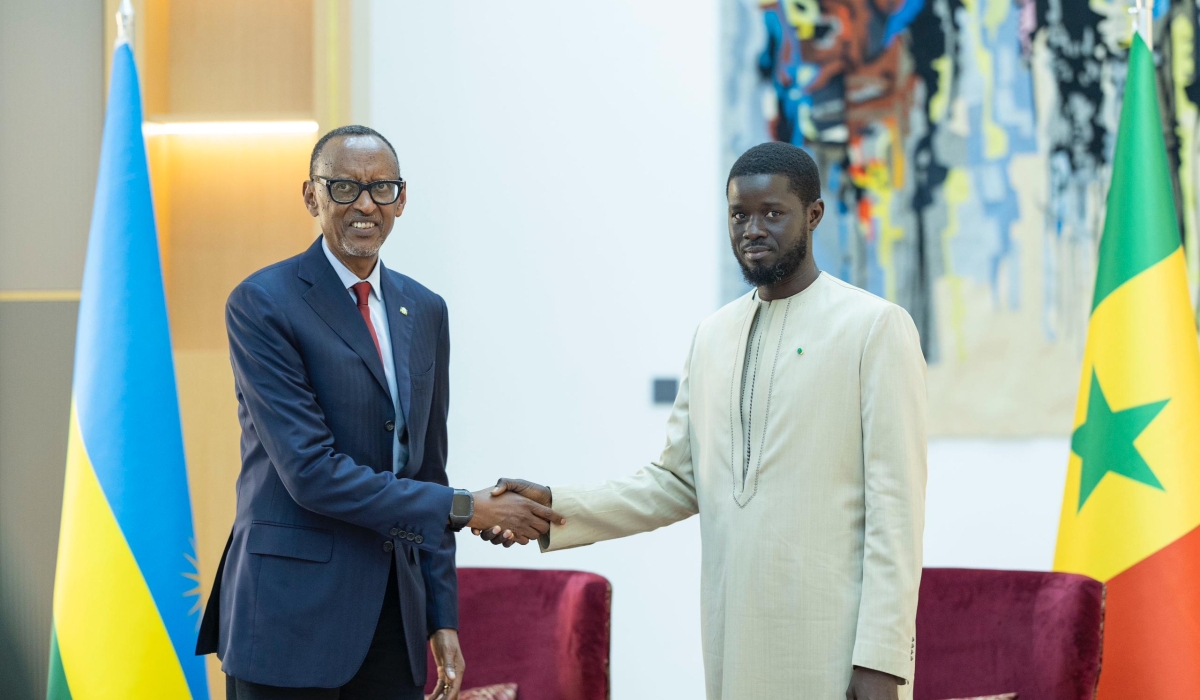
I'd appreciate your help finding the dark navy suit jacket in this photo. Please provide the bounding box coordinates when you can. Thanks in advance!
[196,237,456,688]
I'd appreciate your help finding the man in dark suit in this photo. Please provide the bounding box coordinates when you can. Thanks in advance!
[196,125,562,700]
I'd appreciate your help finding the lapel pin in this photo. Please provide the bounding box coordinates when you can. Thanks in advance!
[796,347,804,355]
[399,307,408,316]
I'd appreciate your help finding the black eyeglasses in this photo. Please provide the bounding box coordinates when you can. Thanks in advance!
[314,177,405,205]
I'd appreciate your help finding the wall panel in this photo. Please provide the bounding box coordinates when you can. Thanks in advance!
[166,0,314,119]
[159,134,316,351]
[0,0,102,291]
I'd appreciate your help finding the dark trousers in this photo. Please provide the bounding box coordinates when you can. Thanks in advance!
[226,561,423,700]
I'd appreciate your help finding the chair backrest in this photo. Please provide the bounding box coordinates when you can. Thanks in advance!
[426,568,611,700]
[915,568,1105,700]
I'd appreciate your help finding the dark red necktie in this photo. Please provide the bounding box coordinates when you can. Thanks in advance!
[351,282,383,361]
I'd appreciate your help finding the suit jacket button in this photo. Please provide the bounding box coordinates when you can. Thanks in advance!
[414,535,424,544]
[383,541,394,553]
[398,530,407,539]
[406,533,416,542]
[390,527,400,537]
[385,421,395,432]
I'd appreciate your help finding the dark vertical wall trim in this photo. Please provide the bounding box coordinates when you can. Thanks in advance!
[0,302,78,700]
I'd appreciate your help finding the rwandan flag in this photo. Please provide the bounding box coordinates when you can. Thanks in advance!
[46,37,208,700]
[1054,34,1200,700]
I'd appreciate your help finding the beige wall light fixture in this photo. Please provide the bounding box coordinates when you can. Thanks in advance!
[142,120,319,136]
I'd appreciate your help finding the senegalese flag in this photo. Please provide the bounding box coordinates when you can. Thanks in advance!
[1054,34,1200,700]
[46,38,209,700]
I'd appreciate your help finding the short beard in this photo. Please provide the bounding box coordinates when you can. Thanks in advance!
[734,231,808,288]
[337,236,383,259]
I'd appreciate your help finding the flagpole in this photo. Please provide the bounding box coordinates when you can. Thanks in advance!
[1132,0,1153,50]
[115,0,134,48]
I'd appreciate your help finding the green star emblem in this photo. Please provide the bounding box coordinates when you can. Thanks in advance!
[1072,370,1169,512]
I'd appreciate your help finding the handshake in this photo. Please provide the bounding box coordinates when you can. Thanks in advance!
[464,479,558,546]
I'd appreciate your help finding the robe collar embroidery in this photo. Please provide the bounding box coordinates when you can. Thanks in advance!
[729,292,795,508]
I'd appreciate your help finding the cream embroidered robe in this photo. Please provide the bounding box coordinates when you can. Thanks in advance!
[543,273,928,700]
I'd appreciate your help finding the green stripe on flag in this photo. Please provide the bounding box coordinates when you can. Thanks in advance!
[46,624,73,700]
[1091,35,1182,310]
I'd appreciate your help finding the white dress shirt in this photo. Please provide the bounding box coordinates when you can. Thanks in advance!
[322,236,407,473]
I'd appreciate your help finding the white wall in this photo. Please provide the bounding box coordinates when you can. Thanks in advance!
[925,439,1068,571]
[371,2,719,697]
[368,3,1071,696]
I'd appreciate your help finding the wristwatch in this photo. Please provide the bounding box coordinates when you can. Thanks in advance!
[448,489,474,531]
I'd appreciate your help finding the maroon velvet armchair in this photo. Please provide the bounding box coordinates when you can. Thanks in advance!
[914,568,1105,700]
[426,568,611,700]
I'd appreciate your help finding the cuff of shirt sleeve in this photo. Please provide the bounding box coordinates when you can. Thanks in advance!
[851,639,915,684]
[427,617,459,636]
[537,486,594,552]
[537,486,553,551]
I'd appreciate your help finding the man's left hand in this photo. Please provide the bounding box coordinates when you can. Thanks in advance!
[845,666,902,700]
[428,629,465,700]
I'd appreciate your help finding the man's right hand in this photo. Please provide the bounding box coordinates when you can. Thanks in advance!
[471,479,553,547]
[466,481,562,545]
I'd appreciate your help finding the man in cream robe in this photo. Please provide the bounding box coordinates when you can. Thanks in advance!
[482,142,927,700]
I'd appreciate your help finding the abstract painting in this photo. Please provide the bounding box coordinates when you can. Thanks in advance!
[722,0,1200,435]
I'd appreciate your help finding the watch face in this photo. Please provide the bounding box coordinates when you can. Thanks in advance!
[452,492,472,517]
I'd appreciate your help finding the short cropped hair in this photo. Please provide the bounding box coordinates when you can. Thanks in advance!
[727,141,821,204]
[309,125,399,179]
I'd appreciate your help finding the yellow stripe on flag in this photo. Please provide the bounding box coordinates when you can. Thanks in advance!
[52,405,193,699]
[1055,248,1200,582]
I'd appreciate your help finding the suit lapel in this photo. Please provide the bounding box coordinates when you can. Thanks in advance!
[298,238,391,397]
[380,265,413,427]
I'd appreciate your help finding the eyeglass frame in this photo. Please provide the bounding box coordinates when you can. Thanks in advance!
[313,176,406,205]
